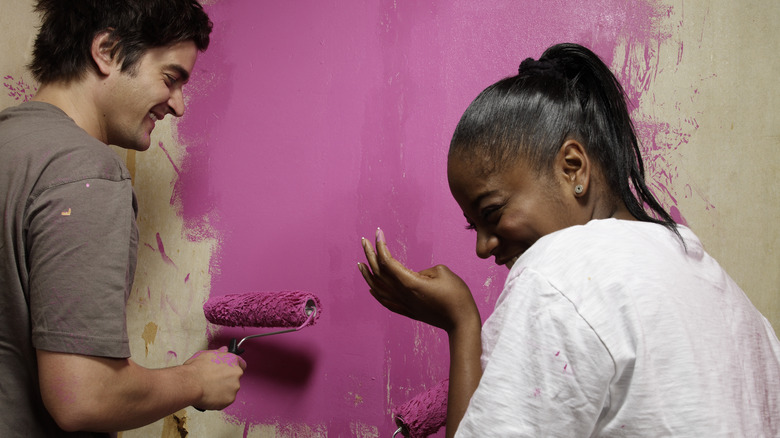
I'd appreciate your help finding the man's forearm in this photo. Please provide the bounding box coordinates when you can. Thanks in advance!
[37,350,201,432]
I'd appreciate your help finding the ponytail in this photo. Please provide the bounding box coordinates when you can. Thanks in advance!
[450,43,679,237]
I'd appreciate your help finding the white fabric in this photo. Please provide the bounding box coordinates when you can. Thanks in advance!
[456,219,780,437]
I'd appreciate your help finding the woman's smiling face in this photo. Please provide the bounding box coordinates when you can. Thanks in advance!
[447,152,580,269]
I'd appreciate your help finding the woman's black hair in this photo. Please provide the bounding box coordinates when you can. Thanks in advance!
[449,43,680,236]
[29,0,213,84]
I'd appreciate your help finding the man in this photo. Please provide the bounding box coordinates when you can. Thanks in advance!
[0,1,245,436]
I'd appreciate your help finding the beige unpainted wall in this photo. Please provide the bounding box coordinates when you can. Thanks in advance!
[0,0,777,437]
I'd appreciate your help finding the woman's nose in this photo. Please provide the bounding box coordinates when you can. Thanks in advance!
[475,229,498,260]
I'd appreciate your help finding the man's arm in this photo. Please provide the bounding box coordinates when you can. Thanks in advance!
[37,347,244,433]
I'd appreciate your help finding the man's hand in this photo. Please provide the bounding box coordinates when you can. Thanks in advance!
[184,346,246,411]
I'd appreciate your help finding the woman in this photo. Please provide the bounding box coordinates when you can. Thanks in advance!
[359,43,780,437]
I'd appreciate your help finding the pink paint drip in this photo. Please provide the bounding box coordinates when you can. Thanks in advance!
[155,232,176,266]
[157,141,181,175]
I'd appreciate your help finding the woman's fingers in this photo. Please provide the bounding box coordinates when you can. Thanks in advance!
[361,237,380,276]
[361,230,418,287]
[360,228,465,325]
[357,262,378,293]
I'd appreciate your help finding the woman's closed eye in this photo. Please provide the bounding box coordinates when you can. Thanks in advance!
[480,205,502,224]
[464,205,502,231]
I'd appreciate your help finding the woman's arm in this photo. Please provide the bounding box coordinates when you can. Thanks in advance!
[445,314,482,437]
[359,229,482,436]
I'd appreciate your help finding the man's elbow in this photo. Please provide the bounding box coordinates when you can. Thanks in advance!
[45,399,106,433]
[38,374,100,431]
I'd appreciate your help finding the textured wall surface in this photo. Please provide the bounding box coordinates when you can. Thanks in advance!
[2,1,777,437]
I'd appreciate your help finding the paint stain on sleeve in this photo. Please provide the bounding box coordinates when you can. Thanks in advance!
[141,321,158,357]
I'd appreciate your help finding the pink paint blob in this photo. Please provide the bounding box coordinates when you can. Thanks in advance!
[170,0,679,434]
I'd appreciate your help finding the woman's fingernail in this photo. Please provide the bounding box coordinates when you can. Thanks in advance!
[376,227,386,244]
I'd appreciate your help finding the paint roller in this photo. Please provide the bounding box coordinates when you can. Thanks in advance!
[203,290,321,354]
[392,379,448,437]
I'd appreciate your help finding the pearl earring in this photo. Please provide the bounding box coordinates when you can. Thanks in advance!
[574,184,584,194]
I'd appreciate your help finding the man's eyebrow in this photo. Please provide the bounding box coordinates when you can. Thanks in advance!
[166,64,191,83]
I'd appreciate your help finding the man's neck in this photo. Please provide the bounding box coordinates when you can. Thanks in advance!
[32,78,106,144]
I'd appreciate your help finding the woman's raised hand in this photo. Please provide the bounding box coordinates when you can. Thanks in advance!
[358,228,480,333]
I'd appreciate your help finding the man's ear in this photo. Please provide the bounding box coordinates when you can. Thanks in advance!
[91,30,118,76]
[556,139,591,197]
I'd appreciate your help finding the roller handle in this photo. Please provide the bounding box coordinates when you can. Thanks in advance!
[228,338,245,355]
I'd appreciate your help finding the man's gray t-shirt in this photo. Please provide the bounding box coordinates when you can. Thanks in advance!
[0,101,137,437]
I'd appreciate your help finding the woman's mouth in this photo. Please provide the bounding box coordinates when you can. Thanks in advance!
[497,255,520,269]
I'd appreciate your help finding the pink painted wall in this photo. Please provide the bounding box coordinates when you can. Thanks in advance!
[174,0,675,434]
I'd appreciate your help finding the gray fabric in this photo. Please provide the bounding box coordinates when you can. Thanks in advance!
[0,101,137,437]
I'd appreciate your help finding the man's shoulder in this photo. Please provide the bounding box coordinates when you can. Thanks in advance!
[1,102,131,191]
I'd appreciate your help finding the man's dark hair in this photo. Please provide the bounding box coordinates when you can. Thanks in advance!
[29,0,213,84]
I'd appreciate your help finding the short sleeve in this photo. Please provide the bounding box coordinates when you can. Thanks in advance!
[26,177,136,358]
[456,268,614,437]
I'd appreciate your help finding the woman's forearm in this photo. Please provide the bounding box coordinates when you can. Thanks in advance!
[445,319,482,438]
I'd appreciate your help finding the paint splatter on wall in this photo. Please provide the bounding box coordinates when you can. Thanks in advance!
[3,75,37,102]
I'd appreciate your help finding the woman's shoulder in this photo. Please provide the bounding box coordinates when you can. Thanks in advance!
[514,219,700,278]
[539,219,693,253]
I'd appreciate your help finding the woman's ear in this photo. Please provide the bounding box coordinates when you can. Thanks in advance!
[91,30,118,76]
[556,139,591,197]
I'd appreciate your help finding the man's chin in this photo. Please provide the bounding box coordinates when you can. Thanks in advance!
[113,137,152,152]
